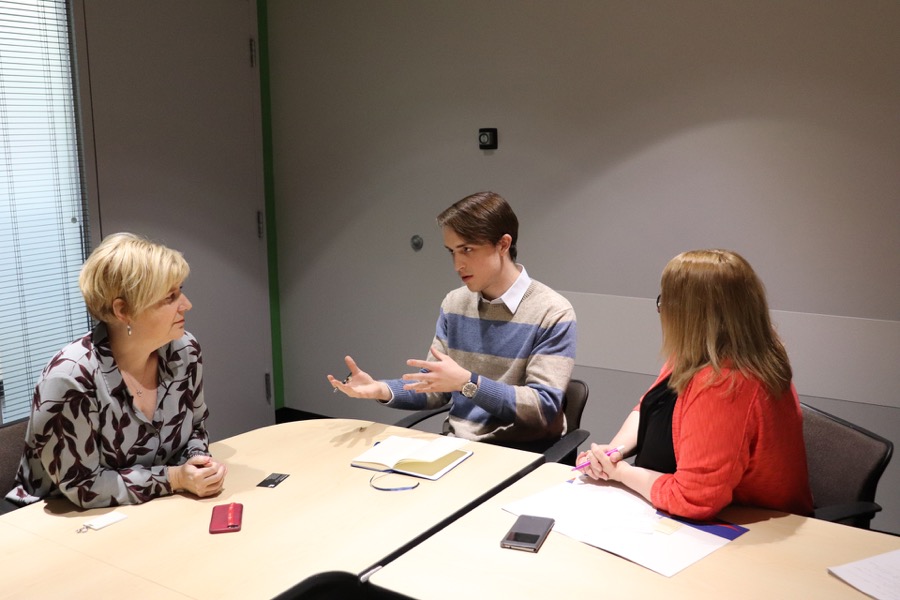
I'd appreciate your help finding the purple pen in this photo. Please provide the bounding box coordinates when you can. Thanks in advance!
[571,445,625,471]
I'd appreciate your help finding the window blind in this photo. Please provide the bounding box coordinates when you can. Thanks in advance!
[0,0,90,423]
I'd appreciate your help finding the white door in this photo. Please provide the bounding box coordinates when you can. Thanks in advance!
[73,0,274,439]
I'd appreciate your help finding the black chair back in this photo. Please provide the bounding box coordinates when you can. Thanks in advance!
[1,419,28,514]
[563,379,589,431]
[801,403,892,528]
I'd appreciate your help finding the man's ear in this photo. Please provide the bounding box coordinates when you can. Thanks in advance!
[497,234,513,256]
[112,298,131,325]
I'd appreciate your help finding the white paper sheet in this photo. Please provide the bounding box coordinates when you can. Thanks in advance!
[503,478,734,577]
[829,548,900,600]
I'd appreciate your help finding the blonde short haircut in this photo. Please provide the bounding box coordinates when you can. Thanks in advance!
[660,249,792,396]
[79,232,190,322]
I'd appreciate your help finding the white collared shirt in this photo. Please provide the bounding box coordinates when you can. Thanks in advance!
[480,264,531,314]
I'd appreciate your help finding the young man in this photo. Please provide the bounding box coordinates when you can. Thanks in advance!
[328,192,576,446]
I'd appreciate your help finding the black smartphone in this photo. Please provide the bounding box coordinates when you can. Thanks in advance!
[500,514,555,553]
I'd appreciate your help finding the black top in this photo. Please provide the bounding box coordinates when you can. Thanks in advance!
[635,375,678,474]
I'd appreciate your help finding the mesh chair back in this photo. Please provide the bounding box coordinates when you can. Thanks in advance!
[801,403,892,509]
[1,420,28,495]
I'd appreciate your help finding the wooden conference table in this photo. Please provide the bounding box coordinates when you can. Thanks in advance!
[0,520,191,599]
[0,419,542,600]
[369,462,900,599]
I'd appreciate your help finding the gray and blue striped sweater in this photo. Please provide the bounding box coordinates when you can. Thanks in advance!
[385,280,576,444]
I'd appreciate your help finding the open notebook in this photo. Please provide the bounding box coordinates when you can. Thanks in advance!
[350,435,472,480]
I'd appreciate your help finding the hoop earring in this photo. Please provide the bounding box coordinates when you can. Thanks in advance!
[127,324,132,336]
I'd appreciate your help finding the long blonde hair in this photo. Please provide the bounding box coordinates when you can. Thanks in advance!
[79,232,190,322]
[660,249,791,395]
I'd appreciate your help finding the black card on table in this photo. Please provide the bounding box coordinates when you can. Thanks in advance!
[257,473,289,488]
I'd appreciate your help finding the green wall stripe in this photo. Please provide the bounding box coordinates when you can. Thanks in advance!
[257,0,284,410]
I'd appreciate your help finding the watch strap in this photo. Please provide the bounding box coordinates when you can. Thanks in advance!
[461,372,479,398]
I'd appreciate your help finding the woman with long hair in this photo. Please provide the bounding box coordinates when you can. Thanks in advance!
[578,249,812,520]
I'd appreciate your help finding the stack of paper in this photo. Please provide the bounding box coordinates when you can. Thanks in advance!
[829,549,900,600]
[503,478,747,577]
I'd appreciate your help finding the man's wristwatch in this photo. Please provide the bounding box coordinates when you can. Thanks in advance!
[461,372,479,399]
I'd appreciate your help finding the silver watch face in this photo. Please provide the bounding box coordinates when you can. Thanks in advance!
[461,381,478,398]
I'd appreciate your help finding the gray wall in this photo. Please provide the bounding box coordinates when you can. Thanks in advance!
[72,0,274,441]
[267,1,900,533]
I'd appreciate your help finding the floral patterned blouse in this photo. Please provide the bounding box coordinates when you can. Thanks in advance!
[5,323,210,508]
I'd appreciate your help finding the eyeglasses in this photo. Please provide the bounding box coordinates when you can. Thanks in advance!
[656,294,661,313]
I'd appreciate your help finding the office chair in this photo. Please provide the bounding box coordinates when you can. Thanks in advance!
[801,403,893,529]
[0,419,28,515]
[543,378,589,465]
[394,379,590,466]
[272,571,367,600]
[273,571,407,600]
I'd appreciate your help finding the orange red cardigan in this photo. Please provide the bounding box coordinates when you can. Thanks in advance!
[637,365,814,521]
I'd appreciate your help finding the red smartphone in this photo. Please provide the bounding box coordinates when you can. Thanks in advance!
[209,502,243,534]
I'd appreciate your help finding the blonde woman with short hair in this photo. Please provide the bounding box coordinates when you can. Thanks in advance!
[6,233,227,508]
[577,250,812,520]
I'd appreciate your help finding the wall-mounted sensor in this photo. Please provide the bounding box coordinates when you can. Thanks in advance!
[410,234,424,252]
[478,128,498,150]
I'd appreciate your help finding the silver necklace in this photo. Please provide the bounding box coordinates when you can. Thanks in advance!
[123,356,158,399]
[124,372,146,397]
